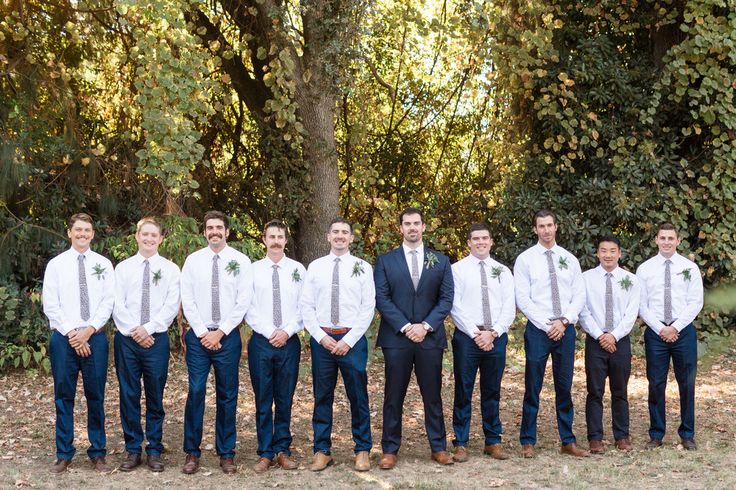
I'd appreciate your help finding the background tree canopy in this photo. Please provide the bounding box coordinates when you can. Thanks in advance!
[1,0,734,370]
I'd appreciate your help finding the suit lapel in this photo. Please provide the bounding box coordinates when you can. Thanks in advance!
[415,248,431,291]
[393,247,416,291]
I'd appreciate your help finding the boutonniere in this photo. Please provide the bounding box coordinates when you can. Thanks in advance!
[677,268,692,282]
[351,261,365,277]
[225,259,240,276]
[490,266,503,283]
[618,275,633,291]
[558,256,569,270]
[152,269,163,286]
[291,268,301,283]
[92,263,107,280]
[425,251,439,270]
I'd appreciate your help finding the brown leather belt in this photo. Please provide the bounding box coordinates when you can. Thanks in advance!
[476,325,490,331]
[321,326,350,335]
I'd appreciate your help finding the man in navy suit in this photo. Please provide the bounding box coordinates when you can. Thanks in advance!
[374,207,455,469]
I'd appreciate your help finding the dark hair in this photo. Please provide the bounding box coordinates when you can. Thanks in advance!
[657,223,678,237]
[533,209,557,227]
[203,210,229,229]
[68,213,94,230]
[136,216,162,234]
[327,217,352,234]
[263,219,289,239]
[467,222,492,240]
[399,207,424,225]
[596,235,620,249]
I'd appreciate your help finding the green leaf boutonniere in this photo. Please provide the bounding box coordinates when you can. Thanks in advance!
[351,261,365,277]
[425,251,439,270]
[618,275,633,291]
[225,259,240,276]
[678,268,692,282]
[490,266,503,283]
[291,268,301,283]
[558,256,569,270]
[152,269,163,286]
[92,263,107,280]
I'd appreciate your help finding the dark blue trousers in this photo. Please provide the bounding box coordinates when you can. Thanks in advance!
[585,334,631,442]
[452,332,507,447]
[248,332,301,460]
[520,322,576,445]
[49,330,108,461]
[310,334,371,454]
[183,328,241,458]
[645,324,697,440]
[114,331,170,456]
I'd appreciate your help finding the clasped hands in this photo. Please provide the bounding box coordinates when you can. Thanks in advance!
[68,326,94,357]
[598,333,617,353]
[659,325,679,343]
[319,336,350,356]
[473,330,497,351]
[200,329,224,350]
[546,319,567,342]
[405,323,428,343]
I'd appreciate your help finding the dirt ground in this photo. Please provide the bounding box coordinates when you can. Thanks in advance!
[1,331,735,489]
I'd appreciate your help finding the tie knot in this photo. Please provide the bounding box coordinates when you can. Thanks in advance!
[272,264,279,270]
[334,257,341,263]
[605,272,612,278]
[479,260,486,268]
[665,259,672,265]
[144,259,149,265]
[410,250,417,255]
[213,254,220,262]
[78,254,85,262]
[545,250,553,257]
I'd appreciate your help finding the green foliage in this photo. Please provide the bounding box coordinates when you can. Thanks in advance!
[0,284,50,372]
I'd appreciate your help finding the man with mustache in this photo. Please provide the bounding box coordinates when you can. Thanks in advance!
[245,220,306,473]
[43,212,115,473]
[180,211,253,474]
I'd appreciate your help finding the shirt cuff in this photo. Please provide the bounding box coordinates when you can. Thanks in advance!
[400,323,411,333]
[422,321,433,332]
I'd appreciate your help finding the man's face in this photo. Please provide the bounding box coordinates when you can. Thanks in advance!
[533,216,557,246]
[204,218,228,248]
[135,223,163,256]
[67,220,94,251]
[263,226,287,256]
[596,241,621,272]
[655,229,680,258]
[468,230,493,259]
[327,222,354,254]
[400,213,425,244]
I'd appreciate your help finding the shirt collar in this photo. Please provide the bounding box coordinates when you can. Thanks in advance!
[656,252,679,264]
[328,251,351,261]
[265,255,287,267]
[402,243,424,256]
[70,247,92,259]
[596,264,620,277]
[204,244,229,258]
[534,242,559,255]
[135,252,159,265]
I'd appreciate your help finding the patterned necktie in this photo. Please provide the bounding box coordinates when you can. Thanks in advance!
[141,259,150,325]
[331,257,340,326]
[212,254,221,324]
[604,272,613,332]
[664,259,673,325]
[78,254,90,321]
[272,264,282,328]
[410,250,420,290]
[480,261,493,329]
[545,250,562,319]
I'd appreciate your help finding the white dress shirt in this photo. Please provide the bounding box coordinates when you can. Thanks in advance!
[42,247,115,335]
[579,265,640,341]
[300,252,376,348]
[245,255,306,339]
[180,245,253,337]
[402,243,424,283]
[113,252,181,336]
[636,252,703,334]
[451,255,516,338]
[514,243,585,332]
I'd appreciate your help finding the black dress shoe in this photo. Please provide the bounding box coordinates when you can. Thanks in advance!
[119,452,142,472]
[645,439,663,450]
[681,438,697,450]
[147,454,165,472]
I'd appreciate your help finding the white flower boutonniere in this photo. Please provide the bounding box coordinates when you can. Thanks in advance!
[92,263,107,280]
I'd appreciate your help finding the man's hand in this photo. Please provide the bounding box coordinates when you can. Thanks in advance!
[320,335,338,351]
[660,326,679,343]
[131,325,154,348]
[330,340,350,356]
[474,331,497,352]
[405,323,428,343]
[201,329,225,350]
[68,326,95,349]
[598,333,617,353]
[269,330,289,348]
[546,319,566,341]
[74,343,92,357]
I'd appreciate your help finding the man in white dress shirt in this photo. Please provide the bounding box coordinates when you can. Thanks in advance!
[42,212,115,473]
[636,223,703,450]
[514,209,587,458]
[579,236,640,454]
[246,220,306,474]
[113,217,181,472]
[180,210,253,474]
[450,223,515,462]
[300,218,375,472]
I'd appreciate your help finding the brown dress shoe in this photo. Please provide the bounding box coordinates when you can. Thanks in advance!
[431,451,454,465]
[589,440,604,454]
[615,438,633,451]
[253,457,273,474]
[146,454,165,472]
[453,446,469,462]
[354,451,370,471]
[379,453,397,470]
[645,439,662,450]
[560,443,589,457]
[680,438,697,451]
[521,444,535,458]
[91,456,111,473]
[220,457,237,474]
[484,444,509,460]
[276,452,297,470]
[182,454,199,475]
[310,452,333,472]
[50,459,71,474]
[118,452,142,472]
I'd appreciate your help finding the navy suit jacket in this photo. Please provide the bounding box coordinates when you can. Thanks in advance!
[374,247,454,350]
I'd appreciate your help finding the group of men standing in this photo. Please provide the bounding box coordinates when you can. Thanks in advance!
[41,207,703,475]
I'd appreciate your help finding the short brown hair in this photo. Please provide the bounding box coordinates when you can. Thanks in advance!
[203,210,229,229]
[263,219,289,239]
[68,213,94,230]
[136,217,163,234]
[533,209,557,226]
[467,223,492,240]
[327,217,352,234]
[399,207,424,225]
[657,223,678,237]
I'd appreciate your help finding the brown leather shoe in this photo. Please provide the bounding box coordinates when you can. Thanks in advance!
[645,439,663,450]
[680,438,697,451]
[379,453,397,470]
[453,446,468,462]
[484,443,509,460]
[615,438,633,451]
[276,452,297,470]
[253,457,273,474]
[431,451,454,465]
[146,454,164,472]
[310,452,333,472]
[354,451,370,471]
[589,440,604,454]
[50,459,71,474]
[560,443,589,458]
[220,457,237,474]
[91,456,111,473]
[521,444,535,458]
[181,454,199,475]
[118,452,142,472]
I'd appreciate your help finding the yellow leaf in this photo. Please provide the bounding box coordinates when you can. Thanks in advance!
[81,157,91,166]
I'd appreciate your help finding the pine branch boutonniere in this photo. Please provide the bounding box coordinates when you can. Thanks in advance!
[225,259,240,276]
[351,261,365,277]
[152,269,163,286]
[425,251,439,270]
[678,268,692,282]
[291,268,301,283]
[92,263,107,280]
[490,266,503,283]
[558,256,569,270]
[618,275,633,291]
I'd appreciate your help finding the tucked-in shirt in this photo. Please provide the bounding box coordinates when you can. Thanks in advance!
[514,243,585,332]
[113,252,181,336]
[180,245,253,337]
[42,247,115,335]
[451,255,516,338]
[245,255,306,339]
[636,252,704,334]
[579,265,640,341]
[300,252,376,348]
